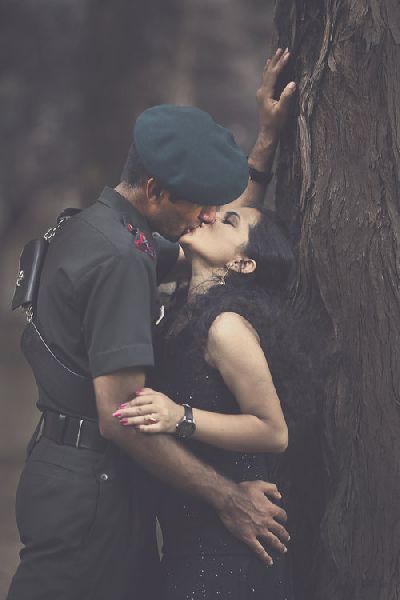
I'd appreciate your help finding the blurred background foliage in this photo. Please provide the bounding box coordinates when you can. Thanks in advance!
[0,0,275,594]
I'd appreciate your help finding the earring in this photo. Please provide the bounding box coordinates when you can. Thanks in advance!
[218,267,229,285]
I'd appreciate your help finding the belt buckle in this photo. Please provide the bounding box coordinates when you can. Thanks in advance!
[75,419,84,448]
[56,413,67,444]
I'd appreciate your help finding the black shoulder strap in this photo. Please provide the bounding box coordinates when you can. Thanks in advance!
[11,208,82,318]
[12,209,94,406]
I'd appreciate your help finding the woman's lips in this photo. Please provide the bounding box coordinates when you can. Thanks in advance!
[181,223,202,237]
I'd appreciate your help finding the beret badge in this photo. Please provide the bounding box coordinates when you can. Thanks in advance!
[127,224,155,259]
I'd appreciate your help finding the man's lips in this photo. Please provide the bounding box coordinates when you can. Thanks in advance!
[180,222,204,237]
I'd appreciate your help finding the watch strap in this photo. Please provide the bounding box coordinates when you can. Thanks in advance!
[182,403,193,422]
[176,403,196,439]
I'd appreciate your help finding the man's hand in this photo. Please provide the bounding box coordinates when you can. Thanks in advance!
[256,47,296,138]
[217,480,290,566]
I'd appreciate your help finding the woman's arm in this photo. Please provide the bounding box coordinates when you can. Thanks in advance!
[197,311,288,452]
[231,47,296,209]
[156,49,296,284]
[114,312,288,453]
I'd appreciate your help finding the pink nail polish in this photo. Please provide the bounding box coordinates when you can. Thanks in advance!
[120,418,129,425]
[112,411,121,417]
[119,403,128,408]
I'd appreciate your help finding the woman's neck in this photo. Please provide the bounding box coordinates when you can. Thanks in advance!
[187,261,220,303]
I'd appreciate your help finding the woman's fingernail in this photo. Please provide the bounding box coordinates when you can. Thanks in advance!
[269,560,274,566]
[112,411,121,417]
[120,418,129,425]
[283,546,288,553]
[287,536,291,542]
[119,403,128,408]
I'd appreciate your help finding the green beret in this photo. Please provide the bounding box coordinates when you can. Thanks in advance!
[133,104,248,206]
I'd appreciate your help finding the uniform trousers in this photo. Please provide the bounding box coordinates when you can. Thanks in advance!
[7,436,160,600]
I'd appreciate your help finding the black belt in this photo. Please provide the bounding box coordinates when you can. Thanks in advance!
[41,411,107,452]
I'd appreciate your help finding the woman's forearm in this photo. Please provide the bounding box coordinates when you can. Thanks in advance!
[237,131,278,207]
[191,407,288,454]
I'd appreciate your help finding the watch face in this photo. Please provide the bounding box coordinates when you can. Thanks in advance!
[177,419,196,438]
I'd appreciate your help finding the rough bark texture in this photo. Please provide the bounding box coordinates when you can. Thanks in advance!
[274,1,400,599]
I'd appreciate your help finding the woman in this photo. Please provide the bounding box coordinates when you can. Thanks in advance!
[113,48,300,598]
[114,199,296,599]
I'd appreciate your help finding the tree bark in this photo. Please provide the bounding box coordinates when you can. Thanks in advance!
[274,1,400,599]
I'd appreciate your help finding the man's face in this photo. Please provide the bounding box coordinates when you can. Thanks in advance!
[147,194,217,242]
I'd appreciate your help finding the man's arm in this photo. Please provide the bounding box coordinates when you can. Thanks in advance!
[95,368,290,566]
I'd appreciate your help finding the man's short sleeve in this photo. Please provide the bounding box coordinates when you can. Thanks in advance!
[81,251,155,377]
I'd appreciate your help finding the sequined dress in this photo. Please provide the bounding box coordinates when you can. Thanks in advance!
[152,313,292,600]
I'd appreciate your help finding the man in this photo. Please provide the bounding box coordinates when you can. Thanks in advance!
[8,50,294,600]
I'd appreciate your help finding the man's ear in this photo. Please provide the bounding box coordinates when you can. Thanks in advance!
[146,178,170,206]
[227,257,257,274]
[146,178,161,204]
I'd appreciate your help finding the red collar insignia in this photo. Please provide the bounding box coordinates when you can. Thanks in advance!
[127,224,156,259]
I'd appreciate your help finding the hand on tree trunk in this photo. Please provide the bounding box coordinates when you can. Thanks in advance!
[250,47,297,174]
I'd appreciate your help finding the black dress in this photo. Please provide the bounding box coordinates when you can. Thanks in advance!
[152,310,293,600]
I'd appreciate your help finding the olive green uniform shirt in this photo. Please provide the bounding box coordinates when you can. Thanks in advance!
[35,186,178,413]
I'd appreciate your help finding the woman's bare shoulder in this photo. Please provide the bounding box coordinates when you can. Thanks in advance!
[206,312,261,367]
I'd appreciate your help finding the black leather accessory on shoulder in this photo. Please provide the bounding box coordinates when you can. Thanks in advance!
[11,238,49,311]
[11,207,81,315]
[248,165,273,185]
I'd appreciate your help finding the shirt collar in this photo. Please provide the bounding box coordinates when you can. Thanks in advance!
[97,186,153,241]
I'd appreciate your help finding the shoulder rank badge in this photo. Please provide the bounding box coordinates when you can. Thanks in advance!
[127,224,156,259]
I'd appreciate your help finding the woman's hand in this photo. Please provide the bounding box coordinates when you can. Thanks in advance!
[256,47,296,137]
[112,388,184,434]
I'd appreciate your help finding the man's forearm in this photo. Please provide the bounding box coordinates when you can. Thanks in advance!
[95,371,232,508]
[102,414,231,510]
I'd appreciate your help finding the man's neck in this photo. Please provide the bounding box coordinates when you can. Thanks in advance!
[114,182,148,219]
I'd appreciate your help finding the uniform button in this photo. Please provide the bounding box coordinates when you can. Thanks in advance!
[99,473,109,481]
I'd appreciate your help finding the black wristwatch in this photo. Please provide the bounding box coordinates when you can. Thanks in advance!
[176,404,196,439]
[248,165,273,185]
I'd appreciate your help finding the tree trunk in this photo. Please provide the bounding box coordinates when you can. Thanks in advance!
[274,1,400,599]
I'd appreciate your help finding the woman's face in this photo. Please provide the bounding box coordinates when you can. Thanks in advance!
[180,203,261,268]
